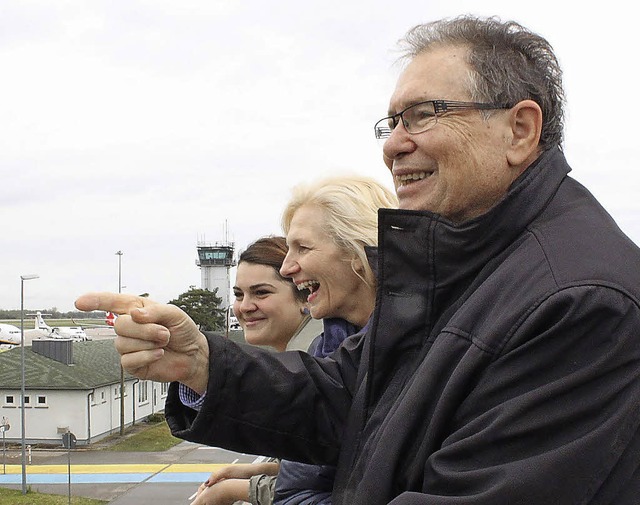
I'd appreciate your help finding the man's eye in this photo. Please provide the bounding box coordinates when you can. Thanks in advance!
[410,104,436,120]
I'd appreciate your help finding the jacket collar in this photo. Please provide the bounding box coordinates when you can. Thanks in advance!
[372,147,571,350]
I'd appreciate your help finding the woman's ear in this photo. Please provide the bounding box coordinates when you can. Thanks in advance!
[351,256,365,275]
[505,99,543,167]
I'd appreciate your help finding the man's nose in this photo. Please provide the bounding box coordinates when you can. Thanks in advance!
[383,121,416,167]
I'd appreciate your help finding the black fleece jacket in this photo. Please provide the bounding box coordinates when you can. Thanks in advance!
[167,147,640,504]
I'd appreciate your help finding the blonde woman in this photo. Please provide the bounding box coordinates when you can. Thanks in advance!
[76,175,397,505]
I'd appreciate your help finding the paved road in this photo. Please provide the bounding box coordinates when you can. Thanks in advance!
[0,441,262,503]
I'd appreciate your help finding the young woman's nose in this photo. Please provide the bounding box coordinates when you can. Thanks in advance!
[239,296,257,313]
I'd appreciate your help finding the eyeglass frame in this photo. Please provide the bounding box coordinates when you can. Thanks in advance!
[374,99,511,140]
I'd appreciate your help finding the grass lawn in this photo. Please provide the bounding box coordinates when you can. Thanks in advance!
[0,487,107,504]
[105,418,182,452]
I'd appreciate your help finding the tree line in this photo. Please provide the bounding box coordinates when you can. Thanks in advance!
[0,308,106,319]
[1,287,227,332]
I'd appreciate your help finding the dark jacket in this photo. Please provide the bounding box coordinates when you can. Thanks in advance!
[274,318,362,505]
[166,148,640,504]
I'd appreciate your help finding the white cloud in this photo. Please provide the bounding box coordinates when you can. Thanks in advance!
[1,0,638,311]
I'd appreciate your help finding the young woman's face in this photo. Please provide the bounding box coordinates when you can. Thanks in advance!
[232,262,306,351]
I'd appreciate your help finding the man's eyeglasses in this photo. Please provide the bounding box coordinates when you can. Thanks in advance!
[374,100,511,139]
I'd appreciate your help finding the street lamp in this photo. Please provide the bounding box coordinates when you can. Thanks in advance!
[20,274,38,495]
[115,251,125,435]
[115,251,123,294]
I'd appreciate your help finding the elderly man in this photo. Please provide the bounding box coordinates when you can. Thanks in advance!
[77,16,640,504]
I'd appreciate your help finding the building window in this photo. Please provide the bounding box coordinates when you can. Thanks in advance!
[36,395,47,408]
[22,396,31,408]
[138,381,149,404]
[115,385,126,399]
[4,395,15,407]
[160,382,169,397]
[101,391,106,403]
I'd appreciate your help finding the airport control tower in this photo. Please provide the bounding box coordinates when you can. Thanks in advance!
[196,240,236,309]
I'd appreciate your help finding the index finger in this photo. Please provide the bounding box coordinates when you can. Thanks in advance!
[75,292,153,315]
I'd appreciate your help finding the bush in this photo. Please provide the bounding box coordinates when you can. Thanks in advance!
[146,412,165,423]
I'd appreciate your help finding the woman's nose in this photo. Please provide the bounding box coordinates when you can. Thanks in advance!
[239,297,257,312]
[280,253,299,278]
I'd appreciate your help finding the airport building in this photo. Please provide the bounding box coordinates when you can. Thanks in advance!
[195,240,236,310]
[0,339,168,446]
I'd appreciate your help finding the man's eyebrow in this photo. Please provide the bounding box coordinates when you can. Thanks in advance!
[388,97,432,115]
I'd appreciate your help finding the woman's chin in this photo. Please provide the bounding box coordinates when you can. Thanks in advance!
[309,306,327,320]
[244,330,265,346]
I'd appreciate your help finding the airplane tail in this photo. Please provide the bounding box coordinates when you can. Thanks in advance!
[35,311,51,330]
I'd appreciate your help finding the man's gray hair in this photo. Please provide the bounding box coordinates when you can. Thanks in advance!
[399,15,565,149]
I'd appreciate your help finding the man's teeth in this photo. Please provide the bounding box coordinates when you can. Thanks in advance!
[397,172,428,185]
[297,280,319,291]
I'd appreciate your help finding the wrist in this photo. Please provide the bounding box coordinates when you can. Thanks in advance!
[184,333,209,394]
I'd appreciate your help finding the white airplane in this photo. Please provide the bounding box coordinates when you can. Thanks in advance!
[33,311,90,341]
[228,308,241,331]
[0,323,21,349]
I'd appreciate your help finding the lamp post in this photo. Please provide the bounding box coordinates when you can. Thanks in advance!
[116,251,123,295]
[20,274,39,494]
[115,251,125,436]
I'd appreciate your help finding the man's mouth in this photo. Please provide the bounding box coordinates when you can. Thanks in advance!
[395,171,430,187]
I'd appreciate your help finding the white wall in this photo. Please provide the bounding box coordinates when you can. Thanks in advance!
[0,380,168,445]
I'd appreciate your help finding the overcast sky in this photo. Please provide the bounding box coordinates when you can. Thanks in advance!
[2,0,638,312]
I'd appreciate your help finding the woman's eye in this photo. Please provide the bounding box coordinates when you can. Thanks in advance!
[233,292,243,300]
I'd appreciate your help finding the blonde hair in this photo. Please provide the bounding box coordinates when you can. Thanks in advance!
[281,175,398,286]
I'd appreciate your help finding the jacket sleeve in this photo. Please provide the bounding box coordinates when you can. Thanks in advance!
[165,330,366,465]
[391,286,640,504]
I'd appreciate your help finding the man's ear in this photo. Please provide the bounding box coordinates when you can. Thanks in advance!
[506,100,543,167]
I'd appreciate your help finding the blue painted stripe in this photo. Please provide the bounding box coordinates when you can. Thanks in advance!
[148,472,210,483]
[0,473,151,484]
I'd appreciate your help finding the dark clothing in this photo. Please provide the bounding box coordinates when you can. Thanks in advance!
[166,148,640,504]
[274,318,361,505]
[274,464,332,505]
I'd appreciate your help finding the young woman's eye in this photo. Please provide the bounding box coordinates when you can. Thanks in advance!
[233,292,243,300]
[256,290,272,297]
